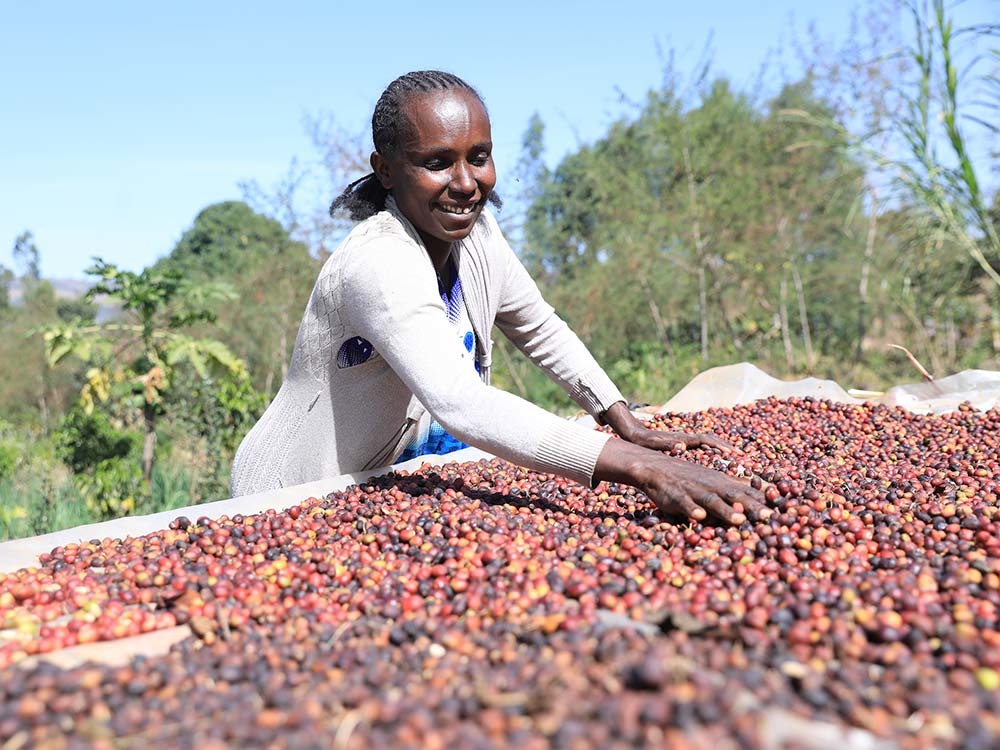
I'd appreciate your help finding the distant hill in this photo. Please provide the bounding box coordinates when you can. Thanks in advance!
[8,277,91,305]
[7,277,121,323]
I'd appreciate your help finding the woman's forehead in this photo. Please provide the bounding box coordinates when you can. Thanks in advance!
[402,89,491,141]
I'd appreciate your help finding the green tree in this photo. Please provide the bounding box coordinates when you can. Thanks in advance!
[761,80,865,370]
[12,231,40,282]
[1,234,78,431]
[793,0,999,375]
[0,264,12,312]
[41,259,254,486]
[892,0,999,290]
[521,68,873,401]
[164,201,293,279]
[157,201,318,395]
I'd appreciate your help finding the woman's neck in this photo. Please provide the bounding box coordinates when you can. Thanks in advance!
[424,240,453,276]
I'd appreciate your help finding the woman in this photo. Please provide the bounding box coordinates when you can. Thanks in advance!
[231,70,769,526]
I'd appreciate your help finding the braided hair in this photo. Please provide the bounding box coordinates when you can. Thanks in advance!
[330,70,502,221]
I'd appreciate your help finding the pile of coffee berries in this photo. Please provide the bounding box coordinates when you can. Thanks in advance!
[1,397,998,748]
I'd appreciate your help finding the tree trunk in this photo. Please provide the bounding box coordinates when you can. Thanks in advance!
[779,278,794,369]
[684,147,710,362]
[856,183,879,363]
[791,263,814,371]
[699,267,709,361]
[638,277,673,357]
[280,316,289,381]
[37,383,50,437]
[946,317,957,368]
[142,404,156,484]
[37,351,51,435]
[992,304,1000,356]
[710,279,744,351]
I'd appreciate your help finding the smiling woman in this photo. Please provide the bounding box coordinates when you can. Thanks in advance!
[229,70,771,526]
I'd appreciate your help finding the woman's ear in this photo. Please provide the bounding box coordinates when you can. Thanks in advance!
[370,152,392,190]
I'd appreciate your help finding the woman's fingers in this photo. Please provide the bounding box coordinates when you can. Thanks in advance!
[632,430,740,458]
[658,485,706,521]
[648,460,773,526]
[722,485,772,520]
[647,430,739,454]
[699,492,744,525]
[680,432,739,453]
[594,438,775,528]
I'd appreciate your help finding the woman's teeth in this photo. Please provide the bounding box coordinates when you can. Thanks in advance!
[439,204,476,215]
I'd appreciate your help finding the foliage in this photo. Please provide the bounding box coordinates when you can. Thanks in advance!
[162,367,268,499]
[890,0,1000,288]
[47,407,142,519]
[72,457,145,519]
[156,201,319,396]
[0,444,15,482]
[40,259,254,484]
[522,73,865,386]
[52,406,138,475]
[0,264,12,310]
[0,246,82,431]
[782,0,999,375]
[12,230,40,281]
[163,201,293,280]
[0,420,20,481]
[0,427,201,539]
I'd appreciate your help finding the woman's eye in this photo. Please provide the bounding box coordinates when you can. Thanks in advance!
[424,159,449,171]
[470,153,491,166]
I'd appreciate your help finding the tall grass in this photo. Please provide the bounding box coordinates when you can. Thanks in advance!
[894,0,1000,288]
[0,461,208,542]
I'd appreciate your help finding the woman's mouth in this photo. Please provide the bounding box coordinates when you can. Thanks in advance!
[437,202,479,215]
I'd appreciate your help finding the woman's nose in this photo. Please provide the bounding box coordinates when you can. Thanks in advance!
[450,162,476,194]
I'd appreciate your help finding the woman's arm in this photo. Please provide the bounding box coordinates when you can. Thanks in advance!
[343,233,768,526]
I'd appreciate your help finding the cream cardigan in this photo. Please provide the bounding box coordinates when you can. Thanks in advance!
[229,201,625,496]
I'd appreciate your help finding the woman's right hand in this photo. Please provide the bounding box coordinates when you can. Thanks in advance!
[593,438,772,525]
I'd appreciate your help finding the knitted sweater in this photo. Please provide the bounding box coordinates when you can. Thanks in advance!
[229,200,625,496]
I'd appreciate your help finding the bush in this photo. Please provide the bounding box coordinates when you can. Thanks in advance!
[53,407,138,474]
[73,457,145,520]
[0,442,16,481]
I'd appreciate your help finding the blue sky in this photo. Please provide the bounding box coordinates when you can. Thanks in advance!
[1,0,994,280]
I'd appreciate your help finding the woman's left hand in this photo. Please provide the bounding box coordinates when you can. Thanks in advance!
[601,402,738,454]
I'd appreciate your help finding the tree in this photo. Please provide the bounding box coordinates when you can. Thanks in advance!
[518,57,905,405]
[41,259,254,485]
[157,200,319,396]
[791,0,999,374]
[0,264,12,312]
[162,201,293,280]
[12,231,40,282]
[899,1,998,282]
[761,80,865,370]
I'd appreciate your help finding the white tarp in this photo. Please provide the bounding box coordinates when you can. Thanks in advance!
[659,362,1000,415]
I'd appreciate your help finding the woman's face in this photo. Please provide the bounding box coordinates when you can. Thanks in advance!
[372,88,496,259]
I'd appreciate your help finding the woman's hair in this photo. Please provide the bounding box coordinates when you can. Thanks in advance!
[330,70,501,221]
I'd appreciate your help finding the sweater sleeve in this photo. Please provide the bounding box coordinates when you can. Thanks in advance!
[340,235,612,487]
[484,213,626,419]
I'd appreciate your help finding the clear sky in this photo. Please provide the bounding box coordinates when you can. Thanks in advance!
[1,0,994,280]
